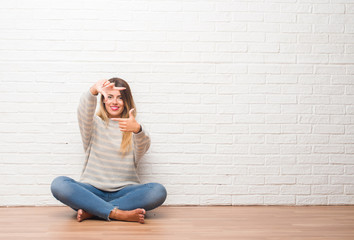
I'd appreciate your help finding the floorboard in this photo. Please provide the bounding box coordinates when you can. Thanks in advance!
[0,206,354,239]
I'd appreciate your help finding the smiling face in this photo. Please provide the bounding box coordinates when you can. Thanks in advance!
[103,88,124,118]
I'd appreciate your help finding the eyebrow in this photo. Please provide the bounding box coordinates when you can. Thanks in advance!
[108,94,122,97]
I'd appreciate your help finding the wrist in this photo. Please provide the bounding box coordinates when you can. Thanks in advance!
[134,124,142,134]
[90,86,99,96]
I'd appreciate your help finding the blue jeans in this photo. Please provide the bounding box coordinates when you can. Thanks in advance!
[50,176,167,221]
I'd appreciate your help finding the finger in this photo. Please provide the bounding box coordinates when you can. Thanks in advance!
[129,108,135,118]
[111,118,127,123]
[113,87,126,91]
[103,82,115,89]
[117,119,128,123]
[102,80,110,87]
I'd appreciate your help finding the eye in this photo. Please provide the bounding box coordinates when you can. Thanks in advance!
[108,96,113,99]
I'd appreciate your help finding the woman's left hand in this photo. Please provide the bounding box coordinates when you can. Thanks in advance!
[111,109,141,133]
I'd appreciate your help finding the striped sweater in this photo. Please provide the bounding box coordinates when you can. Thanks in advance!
[77,90,151,192]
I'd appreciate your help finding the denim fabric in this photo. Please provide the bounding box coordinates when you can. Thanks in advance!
[51,176,167,220]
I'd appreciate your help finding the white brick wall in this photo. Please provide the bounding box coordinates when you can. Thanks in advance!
[0,0,353,206]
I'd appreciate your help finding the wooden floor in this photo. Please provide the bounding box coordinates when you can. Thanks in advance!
[0,206,354,240]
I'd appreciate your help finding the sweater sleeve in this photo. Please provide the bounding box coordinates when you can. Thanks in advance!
[77,90,97,152]
[133,126,151,165]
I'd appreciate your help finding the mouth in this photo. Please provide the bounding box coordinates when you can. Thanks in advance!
[110,106,119,111]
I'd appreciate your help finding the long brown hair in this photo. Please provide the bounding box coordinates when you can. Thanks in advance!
[96,77,136,154]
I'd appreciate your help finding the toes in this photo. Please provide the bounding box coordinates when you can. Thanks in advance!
[139,215,145,224]
[137,208,146,215]
[77,209,82,222]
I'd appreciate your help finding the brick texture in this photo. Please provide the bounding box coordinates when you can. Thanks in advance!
[0,0,353,206]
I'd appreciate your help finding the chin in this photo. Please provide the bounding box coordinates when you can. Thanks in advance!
[109,111,122,118]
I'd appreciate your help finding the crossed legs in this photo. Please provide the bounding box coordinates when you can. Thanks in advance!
[50,176,167,223]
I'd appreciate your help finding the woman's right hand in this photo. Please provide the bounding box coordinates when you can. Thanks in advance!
[90,79,125,100]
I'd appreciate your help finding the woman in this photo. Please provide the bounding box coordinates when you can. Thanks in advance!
[51,78,167,223]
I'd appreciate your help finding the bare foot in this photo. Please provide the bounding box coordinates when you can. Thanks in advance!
[109,208,146,224]
[77,209,94,222]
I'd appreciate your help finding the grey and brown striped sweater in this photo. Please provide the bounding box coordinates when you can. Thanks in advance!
[77,90,151,192]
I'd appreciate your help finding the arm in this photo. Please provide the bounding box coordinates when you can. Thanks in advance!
[77,80,115,151]
[111,109,151,165]
[77,89,97,152]
[133,126,151,165]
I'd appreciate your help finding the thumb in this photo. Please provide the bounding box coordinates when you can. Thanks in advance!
[129,108,135,118]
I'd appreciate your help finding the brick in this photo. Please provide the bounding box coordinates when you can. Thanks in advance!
[299,33,329,43]
[330,176,354,185]
[234,114,265,124]
[313,44,344,53]
[313,166,344,175]
[281,166,312,175]
[313,125,345,134]
[296,196,328,205]
[267,33,297,43]
[313,185,344,195]
[266,75,297,84]
[280,43,312,53]
[297,135,329,144]
[250,124,281,134]
[266,134,297,144]
[216,144,249,154]
[297,176,328,185]
[233,156,265,165]
[201,114,233,124]
[328,196,354,205]
[216,186,249,195]
[297,155,329,164]
[234,134,265,144]
[281,124,311,134]
[249,186,280,195]
[234,176,265,184]
[280,185,311,195]
[232,195,264,205]
[200,195,232,205]
[265,176,296,185]
[264,196,295,205]
[251,105,280,114]
[248,43,279,53]
[200,176,232,185]
[249,166,280,175]
[202,155,233,165]
[265,13,296,23]
[250,145,280,155]
[280,145,312,154]
[297,54,329,64]
[201,134,233,144]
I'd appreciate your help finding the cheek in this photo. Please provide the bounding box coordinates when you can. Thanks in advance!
[104,103,110,112]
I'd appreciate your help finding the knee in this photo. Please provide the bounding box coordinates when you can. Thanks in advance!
[149,182,167,204]
[50,176,73,199]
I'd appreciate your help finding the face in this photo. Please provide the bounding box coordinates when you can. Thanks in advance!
[104,89,124,118]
